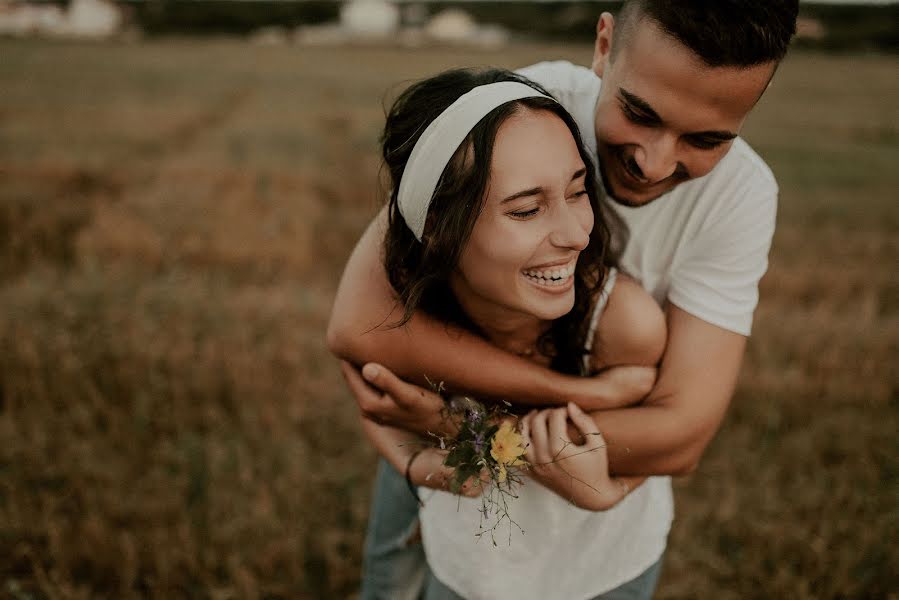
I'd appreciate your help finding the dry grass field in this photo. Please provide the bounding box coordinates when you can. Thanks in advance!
[0,38,897,599]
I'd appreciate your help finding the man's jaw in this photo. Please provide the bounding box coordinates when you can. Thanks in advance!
[598,150,681,208]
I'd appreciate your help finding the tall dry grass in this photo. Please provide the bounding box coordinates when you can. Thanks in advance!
[0,39,896,599]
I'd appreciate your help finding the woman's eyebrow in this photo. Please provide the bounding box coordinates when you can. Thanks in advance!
[500,168,587,204]
[500,187,542,204]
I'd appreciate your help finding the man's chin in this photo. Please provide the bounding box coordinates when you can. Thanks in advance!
[604,183,665,208]
[600,168,664,208]
[608,193,650,208]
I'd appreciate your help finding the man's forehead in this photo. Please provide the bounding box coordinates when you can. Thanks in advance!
[615,18,707,78]
[609,21,774,126]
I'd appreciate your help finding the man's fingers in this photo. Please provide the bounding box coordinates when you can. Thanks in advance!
[340,361,373,397]
[567,402,603,449]
[340,361,394,420]
[362,362,423,409]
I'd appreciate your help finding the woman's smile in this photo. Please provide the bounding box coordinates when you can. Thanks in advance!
[521,259,577,290]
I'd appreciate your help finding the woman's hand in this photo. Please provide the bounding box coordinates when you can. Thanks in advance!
[521,402,643,511]
[360,415,484,498]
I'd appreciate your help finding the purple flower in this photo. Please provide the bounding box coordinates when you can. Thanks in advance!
[473,431,485,455]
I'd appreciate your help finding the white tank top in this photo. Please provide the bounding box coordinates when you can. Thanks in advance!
[419,269,673,599]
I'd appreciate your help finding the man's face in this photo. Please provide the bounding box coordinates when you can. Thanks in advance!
[591,14,776,207]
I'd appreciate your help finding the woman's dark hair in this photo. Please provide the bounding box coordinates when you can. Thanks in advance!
[381,68,612,375]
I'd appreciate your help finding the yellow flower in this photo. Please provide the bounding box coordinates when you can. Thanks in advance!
[490,421,526,475]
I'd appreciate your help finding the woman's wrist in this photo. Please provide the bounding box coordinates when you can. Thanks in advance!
[405,449,426,506]
[408,448,450,491]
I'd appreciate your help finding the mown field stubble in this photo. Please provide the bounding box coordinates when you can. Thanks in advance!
[0,39,896,599]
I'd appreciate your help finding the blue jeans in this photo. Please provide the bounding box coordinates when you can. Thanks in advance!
[360,458,663,600]
[360,459,430,600]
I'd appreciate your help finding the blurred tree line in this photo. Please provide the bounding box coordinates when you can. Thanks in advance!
[114,0,898,52]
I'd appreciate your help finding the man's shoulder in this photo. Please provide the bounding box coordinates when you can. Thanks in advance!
[516,60,598,100]
[673,137,778,218]
[712,137,778,195]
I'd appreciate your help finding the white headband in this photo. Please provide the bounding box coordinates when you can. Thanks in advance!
[397,81,553,241]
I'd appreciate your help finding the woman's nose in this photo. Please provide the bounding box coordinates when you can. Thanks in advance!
[549,202,591,251]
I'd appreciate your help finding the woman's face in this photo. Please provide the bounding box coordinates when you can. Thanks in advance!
[450,108,594,324]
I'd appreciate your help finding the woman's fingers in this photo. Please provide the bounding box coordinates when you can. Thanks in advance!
[529,409,551,466]
[459,467,492,497]
[548,406,571,456]
[520,412,532,453]
[567,402,604,449]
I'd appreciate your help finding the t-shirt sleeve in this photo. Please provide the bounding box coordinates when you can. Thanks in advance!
[667,174,778,336]
[516,61,560,87]
[515,61,580,104]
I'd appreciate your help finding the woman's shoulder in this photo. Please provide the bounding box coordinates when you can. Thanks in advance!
[591,273,667,369]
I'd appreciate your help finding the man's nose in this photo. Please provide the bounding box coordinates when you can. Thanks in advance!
[632,133,678,183]
[549,202,591,250]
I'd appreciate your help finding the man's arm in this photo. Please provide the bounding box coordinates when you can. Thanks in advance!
[587,304,745,476]
[346,304,745,477]
[327,209,650,408]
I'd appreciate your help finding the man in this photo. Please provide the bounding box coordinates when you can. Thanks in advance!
[328,1,799,598]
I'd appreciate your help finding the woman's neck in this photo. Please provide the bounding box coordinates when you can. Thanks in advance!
[450,284,550,359]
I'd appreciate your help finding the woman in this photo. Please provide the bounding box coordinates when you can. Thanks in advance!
[335,68,667,599]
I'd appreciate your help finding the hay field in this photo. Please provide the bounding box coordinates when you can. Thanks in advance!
[0,38,896,599]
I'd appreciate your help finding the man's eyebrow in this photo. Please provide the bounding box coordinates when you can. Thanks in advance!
[500,168,587,204]
[619,89,662,122]
[620,88,738,139]
[688,130,738,141]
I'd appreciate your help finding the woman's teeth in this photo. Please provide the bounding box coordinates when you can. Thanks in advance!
[522,264,575,286]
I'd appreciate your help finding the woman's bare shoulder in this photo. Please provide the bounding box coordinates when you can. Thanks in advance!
[591,273,667,369]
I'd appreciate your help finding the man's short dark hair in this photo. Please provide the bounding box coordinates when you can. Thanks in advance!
[614,0,799,67]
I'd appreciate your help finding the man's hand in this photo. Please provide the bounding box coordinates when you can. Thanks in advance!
[339,361,452,437]
[565,365,658,411]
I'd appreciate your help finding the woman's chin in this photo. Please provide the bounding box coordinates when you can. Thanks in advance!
[524,292,576,321]
[520,273,577,319]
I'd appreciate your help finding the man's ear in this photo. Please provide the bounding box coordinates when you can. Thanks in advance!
[591,12,615,78]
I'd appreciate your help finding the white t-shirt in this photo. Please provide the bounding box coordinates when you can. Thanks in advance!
[521,61,778,336]
[420,62,778,599]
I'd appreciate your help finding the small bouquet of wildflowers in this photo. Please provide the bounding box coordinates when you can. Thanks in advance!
[427,381,529,543]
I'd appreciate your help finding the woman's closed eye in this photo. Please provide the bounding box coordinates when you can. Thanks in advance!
[508,205,540,219]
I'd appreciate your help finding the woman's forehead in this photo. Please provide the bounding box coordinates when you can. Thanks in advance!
[486,109,585,201]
